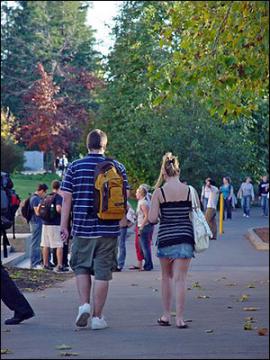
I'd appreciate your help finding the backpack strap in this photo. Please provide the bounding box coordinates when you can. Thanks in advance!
[160,187,166,202]
[187,187,191,201]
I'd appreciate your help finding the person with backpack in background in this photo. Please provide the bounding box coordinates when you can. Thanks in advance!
[23,184,48,269]
[114,200,134,272]
[1,172,21,257]
[258,175,269,217]
[60,129,129,330]
[220,177,234,220]
[238,177,255,218]
[39,180,68,272]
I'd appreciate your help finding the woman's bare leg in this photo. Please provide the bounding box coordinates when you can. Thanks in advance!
[172,258,191,327]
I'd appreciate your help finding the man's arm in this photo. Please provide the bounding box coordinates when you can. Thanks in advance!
[60,191,72,242]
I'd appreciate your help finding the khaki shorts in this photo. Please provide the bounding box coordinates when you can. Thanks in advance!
[70,236,118,280]
[41,225,63,248]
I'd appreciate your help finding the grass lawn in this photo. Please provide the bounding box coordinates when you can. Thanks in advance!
[11,173,61,200]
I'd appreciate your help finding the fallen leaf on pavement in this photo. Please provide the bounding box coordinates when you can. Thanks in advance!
[197,295,210,299]
[244,321,253,330]
[205,329,214,333]
[243,307,259,311]
[1,349,12,354]
[257,328,268,336]
[55,345,72,350]
[225,283,237,287]
[244,317,256,323]
[192,282,202,289]
[227,306,233,309]
[131,284,138,287]
[239,294,249,302]
[60,352,79,357]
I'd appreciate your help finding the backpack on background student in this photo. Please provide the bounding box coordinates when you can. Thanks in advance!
[1,172,21,258]
[38,193,57,222]
[1,172,20,230]
[21,194,36,223]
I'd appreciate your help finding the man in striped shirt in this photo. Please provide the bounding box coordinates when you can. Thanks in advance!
[60,129,129,330]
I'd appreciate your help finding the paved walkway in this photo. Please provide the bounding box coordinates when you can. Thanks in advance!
[1,208,269,359]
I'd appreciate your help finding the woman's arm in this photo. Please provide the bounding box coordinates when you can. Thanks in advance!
[148,189,160,224]
[139,203,149,229]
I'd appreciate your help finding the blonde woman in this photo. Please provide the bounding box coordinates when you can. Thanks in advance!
[149,153,197,329]
[136,185,154,271]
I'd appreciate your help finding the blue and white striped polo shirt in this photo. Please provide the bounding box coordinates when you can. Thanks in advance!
[61,153,129,238]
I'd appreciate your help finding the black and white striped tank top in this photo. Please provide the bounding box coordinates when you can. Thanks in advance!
[157,187,195,249]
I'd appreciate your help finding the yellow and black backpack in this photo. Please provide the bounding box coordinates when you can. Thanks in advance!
[91,159,127,221]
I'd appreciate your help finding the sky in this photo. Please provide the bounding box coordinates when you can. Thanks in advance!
[86,1,123,55]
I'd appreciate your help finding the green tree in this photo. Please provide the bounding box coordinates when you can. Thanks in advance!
[1,1,101,141]
[147,1,269,121]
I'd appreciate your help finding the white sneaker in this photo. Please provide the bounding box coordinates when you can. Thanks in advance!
[75,303,91,327]
[91,316,108,330]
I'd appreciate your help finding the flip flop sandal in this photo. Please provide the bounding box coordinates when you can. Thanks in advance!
[176,324,189,329]
[157,318,171,326]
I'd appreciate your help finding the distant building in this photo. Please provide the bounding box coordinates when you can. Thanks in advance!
[23,151,44,173]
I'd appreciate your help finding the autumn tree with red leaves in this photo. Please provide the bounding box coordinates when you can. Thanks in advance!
[20,63,102,169]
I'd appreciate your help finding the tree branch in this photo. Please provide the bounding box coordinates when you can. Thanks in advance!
[212,1,234,56]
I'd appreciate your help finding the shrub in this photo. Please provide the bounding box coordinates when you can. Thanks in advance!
[1,138,25,173]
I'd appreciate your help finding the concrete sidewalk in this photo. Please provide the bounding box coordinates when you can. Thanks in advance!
[1,208,269,359]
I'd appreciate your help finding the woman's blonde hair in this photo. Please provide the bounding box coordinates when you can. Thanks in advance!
[155,152,180,189]
[137,185,148,197]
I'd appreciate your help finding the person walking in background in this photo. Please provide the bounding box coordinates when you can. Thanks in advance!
[1,265,35,325]
[29,183,48,269]
[201,178,211,212]
[136,185,154,271]
[220,177,234,220]
[258,175,269,217]
[40,180,68,272]
[149,153,196,329]
[115,200,134,272]
[238,177,255,218]
[205,179,219,240]
[60,129,129,330]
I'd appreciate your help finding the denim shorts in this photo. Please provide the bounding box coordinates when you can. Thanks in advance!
[156,243,195,259]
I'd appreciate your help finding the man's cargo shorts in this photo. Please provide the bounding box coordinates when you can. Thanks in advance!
[70,236,118,281]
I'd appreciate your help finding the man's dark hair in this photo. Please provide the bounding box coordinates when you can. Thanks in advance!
[51,180,61,190]
[86,129,107,151]
[37,183,48,192]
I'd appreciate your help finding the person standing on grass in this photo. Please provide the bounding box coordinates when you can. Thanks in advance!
[148,152,196,329]
[60,129,129,330]
[40,180,68,272]
[238,177,255,218]
[205,179,219,240]
[29,183,48,269]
